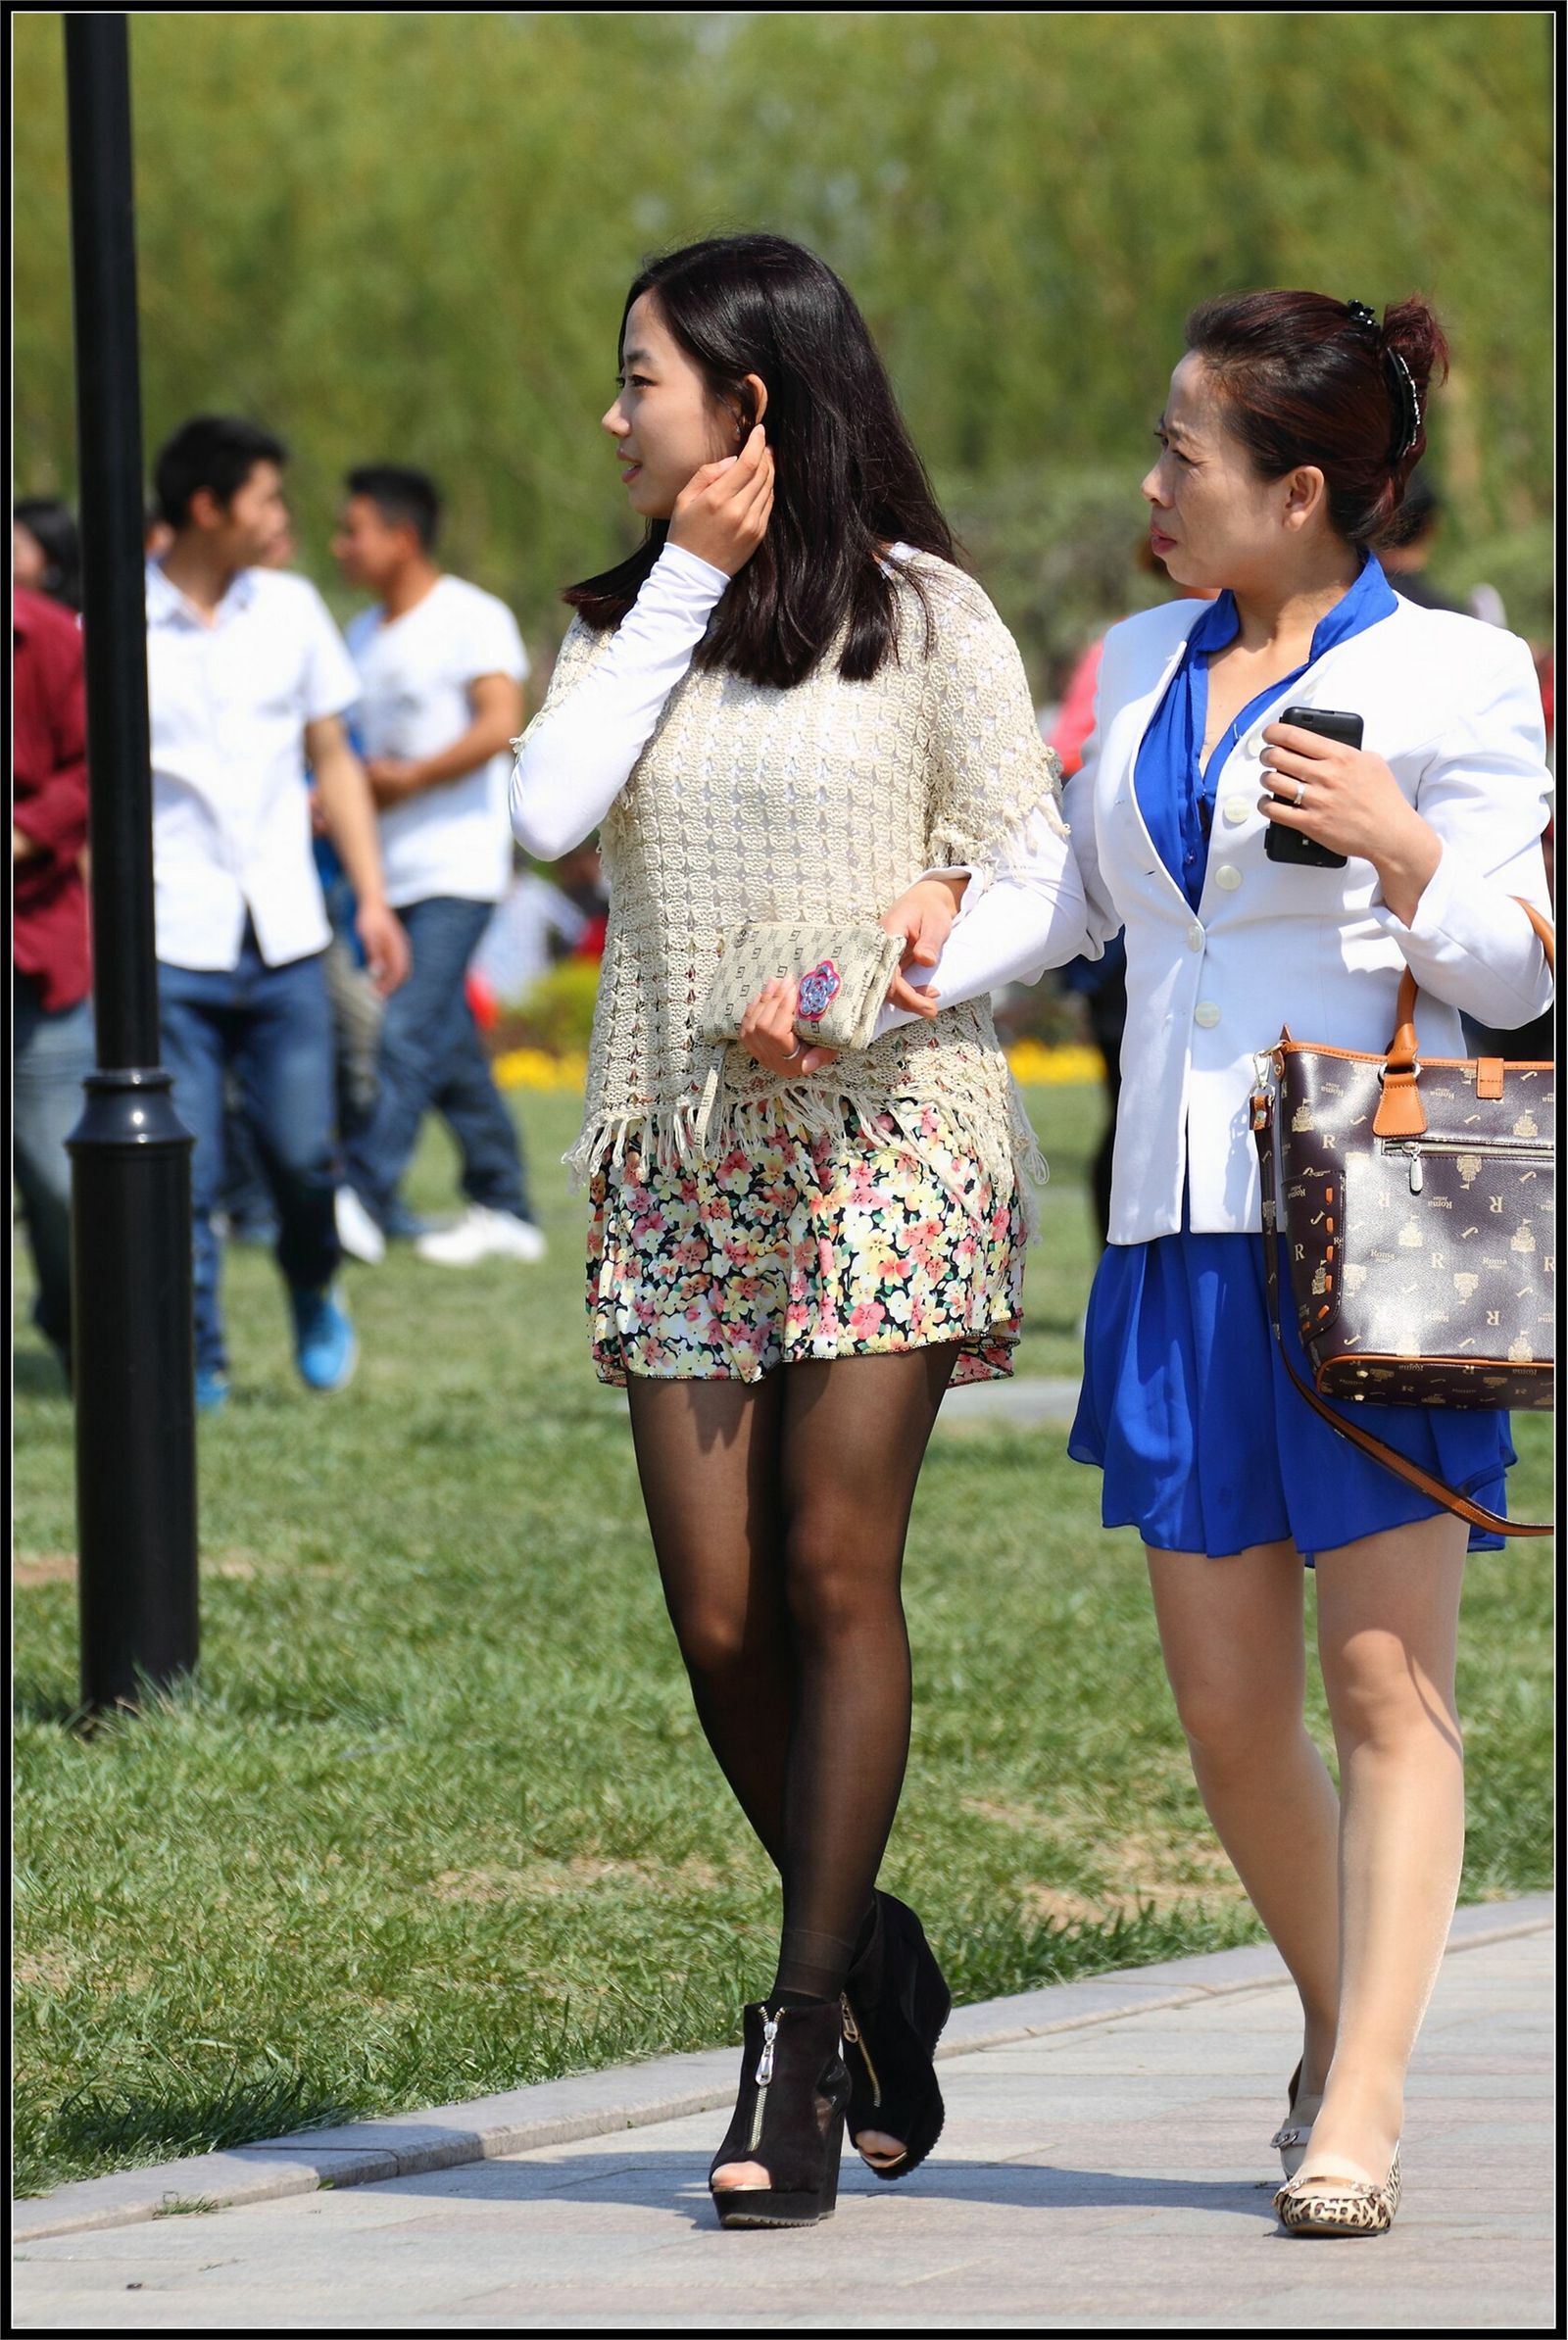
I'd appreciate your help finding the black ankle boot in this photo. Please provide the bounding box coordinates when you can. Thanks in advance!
[708,1998,851,2229]
[840,1890,952,2179]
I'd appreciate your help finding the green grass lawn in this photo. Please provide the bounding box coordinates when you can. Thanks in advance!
[12,1083,1553,2198]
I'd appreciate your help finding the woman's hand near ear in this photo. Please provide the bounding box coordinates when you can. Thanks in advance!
[668,426,774,575]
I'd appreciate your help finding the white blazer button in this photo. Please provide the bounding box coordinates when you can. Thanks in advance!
[1247,730,1268,756]
[1222,796,1250,827]
[1195,1000,1221,1028]
[1215,863,1243,891]
[1186,922,1204,951]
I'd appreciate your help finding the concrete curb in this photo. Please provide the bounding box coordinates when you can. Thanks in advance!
[14,1892,1551,2244]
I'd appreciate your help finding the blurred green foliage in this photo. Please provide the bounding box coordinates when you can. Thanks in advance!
[14,12,1553,674]
[493,956,603,1056]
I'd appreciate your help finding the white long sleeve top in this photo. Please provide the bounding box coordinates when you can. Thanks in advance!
[510,544,1087,1041]
[509,541,1090,1209]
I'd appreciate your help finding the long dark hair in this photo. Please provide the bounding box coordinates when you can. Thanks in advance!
[564,234,957,687]
[1184,290,1449,549]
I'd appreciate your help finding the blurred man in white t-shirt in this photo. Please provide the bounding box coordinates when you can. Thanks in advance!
[331,466,546,1265]
[148,415,412,1412]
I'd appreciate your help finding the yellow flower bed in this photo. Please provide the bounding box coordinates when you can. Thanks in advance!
[491,1047,591,1092]
[1003,1041,1106,1086]
[493,1043,1103,1092]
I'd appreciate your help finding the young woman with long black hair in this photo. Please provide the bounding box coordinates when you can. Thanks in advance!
[511,233,1089,2227]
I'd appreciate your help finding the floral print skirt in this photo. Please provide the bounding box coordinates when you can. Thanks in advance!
[587,1102,1025,1387]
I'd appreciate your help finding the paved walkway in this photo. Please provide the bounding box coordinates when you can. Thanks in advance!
[934,1376,1082,1432]
[13,1901,1552,2330]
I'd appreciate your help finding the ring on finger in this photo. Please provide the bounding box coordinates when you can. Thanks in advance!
[1293,778,1307,807]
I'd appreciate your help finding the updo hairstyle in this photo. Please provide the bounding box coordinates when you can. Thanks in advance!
[1183,291,1450,550]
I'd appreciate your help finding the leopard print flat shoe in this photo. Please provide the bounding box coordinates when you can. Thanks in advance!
[1274,2144,1401,2237]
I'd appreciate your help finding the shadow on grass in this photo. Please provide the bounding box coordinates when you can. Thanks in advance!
[12,1675,90,1729]
[222,1386,318,1414]
[25,2072,363,2197]
[12,1669,415,1736]
[939,1898,1263,2007]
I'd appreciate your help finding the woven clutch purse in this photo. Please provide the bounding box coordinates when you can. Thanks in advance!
[697,922,907,1053]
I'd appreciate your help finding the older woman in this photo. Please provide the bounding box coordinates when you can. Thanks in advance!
[1054,291,1551,2235]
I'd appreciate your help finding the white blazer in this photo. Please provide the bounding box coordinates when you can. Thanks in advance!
[1062,595,1554,1244]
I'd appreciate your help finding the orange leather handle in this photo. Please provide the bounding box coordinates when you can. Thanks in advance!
[1375,897,1555,1139]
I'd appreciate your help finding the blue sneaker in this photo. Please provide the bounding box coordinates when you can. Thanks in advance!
[289,1283,359,1392]
[196,1368,230,1414]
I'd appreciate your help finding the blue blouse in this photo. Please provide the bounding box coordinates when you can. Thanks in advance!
[1136,556,1400,911]
[1070,554,1514,1559]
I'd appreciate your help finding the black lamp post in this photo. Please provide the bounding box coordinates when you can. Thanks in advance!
[63,12,200,1715]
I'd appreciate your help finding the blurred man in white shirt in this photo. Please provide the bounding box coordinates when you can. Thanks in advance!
[331,466,545,1266]
[148,415,410,1410]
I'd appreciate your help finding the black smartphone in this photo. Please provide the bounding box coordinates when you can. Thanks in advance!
[1262,705,1362,869]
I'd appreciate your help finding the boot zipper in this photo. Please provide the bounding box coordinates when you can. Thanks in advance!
[748,2009,780,2152]
[841,1993,882,2107]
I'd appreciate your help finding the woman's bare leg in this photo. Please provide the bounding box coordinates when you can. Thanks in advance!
[1296,1513,1469,2189]
[1146,1541,1343,2108]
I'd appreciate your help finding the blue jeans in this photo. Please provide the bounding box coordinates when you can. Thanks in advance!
[159,929,340,1376]
[345,895,531,1227]
[13,973,94,1357]
[218,1076,281,1238]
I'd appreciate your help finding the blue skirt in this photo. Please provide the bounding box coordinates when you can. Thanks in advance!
[1068,1218,1515,1565]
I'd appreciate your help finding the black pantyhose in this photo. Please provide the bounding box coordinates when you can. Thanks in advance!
[625,1347,958,2003]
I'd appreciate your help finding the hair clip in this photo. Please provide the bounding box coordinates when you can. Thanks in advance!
[1343,299,1381,341]
[1385,346,1424,462]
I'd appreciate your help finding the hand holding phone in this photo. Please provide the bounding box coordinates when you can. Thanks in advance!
[1262,706,1363,868]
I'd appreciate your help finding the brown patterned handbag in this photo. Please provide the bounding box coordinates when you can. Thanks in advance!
[1250,901,1555,1538]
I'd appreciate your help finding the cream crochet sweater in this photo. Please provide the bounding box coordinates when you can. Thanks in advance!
[526,550,1068,1219]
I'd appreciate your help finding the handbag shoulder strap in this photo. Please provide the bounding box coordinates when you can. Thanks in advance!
[1254,1093,1553,1540]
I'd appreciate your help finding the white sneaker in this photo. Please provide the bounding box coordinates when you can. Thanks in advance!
[414,1205,548,1266]
[335,1186,386,1266]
